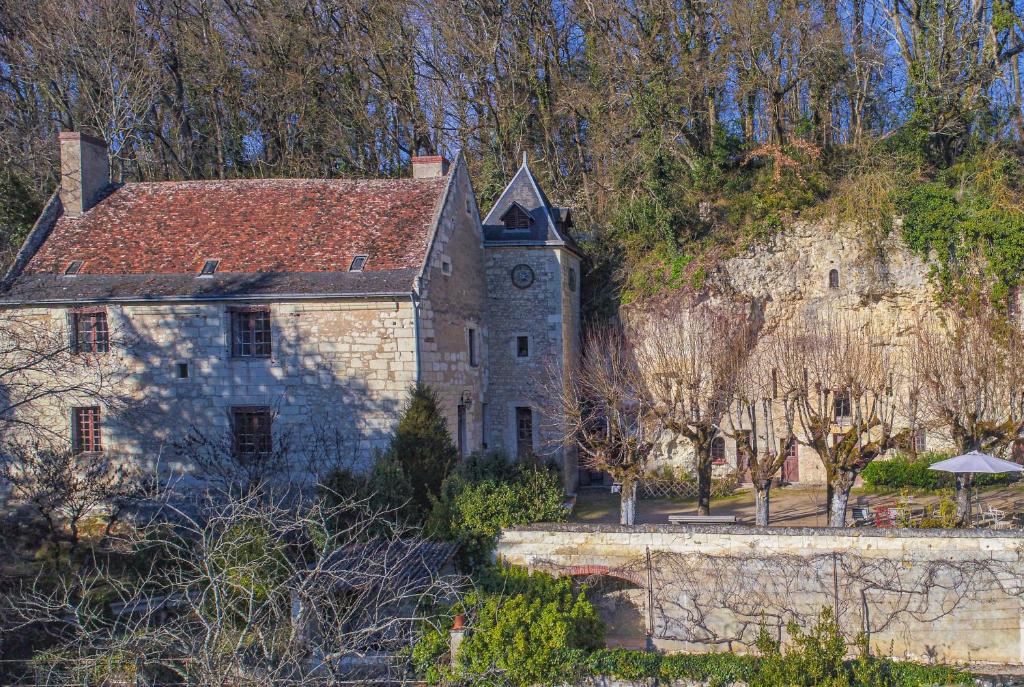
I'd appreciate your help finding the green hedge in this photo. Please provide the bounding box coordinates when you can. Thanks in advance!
[570,647,970,687]
[416,601,974,687]
[861,452,1018,490]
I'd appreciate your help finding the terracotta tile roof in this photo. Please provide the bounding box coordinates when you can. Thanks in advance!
[24,177,447,277]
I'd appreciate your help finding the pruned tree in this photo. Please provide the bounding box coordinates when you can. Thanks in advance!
[729,344,798,526]
[910,310,1024,524]
[632,303,754,516]
[772,313,908,527]
[558,324,656,525]
[3,490,465,686]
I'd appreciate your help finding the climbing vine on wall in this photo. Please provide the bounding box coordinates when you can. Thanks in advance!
[898,151,1024,309]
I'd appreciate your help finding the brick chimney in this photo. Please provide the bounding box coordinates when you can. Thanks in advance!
[58,131,109,216]
[411,155,449,179]
[449,613,466,661]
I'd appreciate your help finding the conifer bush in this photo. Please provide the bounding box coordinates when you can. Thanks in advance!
[386,383,458,514]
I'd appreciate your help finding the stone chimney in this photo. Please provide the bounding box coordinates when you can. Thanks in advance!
[411,155,449,179]
[58,131,109,216]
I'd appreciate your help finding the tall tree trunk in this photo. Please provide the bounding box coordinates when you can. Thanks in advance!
[696,459,713,516]
[754,479,771,526]
[825,481,834,522]
[955,473,973,526]
[619,479,637,526]
[828,472,856,527]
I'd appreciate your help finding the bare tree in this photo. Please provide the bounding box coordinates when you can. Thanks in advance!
[632,303,754,516]
[4,490,464,686]
[0,444,146,556]
[558,325,657,525]
[0,311,130,445]
[910,310,1024,524]
[772,313,907,527]
[730,345,798,526]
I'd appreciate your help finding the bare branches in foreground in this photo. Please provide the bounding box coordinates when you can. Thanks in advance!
[3,490,465,686]
[770,314,907,526]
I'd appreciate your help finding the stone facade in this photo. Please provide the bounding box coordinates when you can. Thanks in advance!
[498,523,1024,666]
[0,137,582,482]
[416,157,488,455]
[483,245,581,481]
[3,299,418,471]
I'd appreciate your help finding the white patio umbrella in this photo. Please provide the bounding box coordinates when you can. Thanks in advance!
[928,450,1024,525]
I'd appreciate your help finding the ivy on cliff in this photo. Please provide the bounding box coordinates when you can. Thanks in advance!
[898,150,1024,309]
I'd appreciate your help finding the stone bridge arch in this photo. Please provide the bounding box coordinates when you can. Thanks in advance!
[561,564,646,587]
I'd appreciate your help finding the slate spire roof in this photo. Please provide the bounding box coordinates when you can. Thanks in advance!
[481,155,578,253]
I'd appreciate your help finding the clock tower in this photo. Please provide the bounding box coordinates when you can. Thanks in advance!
[480,155,582,488]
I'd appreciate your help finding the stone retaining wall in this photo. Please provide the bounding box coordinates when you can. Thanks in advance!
[497,524,1024,666]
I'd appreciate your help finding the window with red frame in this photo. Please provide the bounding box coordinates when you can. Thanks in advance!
[711,436,726,465]
[232,407,272,458]
[71,310,109,354]
[73,406,102,453]
[231,308,272,357]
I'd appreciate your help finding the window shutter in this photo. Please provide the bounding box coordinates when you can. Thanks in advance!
[69,408,78,453]
[66,311,78,353]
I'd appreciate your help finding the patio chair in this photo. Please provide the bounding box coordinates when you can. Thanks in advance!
[872,506,895,528]
[850,506,871,527]
[978,506,1007,527]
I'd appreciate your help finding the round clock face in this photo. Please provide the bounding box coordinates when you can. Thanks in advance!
[511,264,535,289]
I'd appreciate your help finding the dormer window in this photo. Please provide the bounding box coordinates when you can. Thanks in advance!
[349,255,368,272]
[199,259,220,276]
[501,204,533,230]
[64,260,83,276]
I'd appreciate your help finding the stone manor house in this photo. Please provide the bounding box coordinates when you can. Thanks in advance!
[0,133,582,484]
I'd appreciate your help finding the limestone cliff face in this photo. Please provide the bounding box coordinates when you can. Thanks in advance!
[715,218,935,335]
[649,219,937,482]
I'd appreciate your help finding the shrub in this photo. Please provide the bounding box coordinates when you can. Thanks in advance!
[861,453,950,490]
[319,453,416,528]
[426,453,566,566]
[415,597,973,687]
[754,607,849,687]
[415,565,603,687]
[861,452,1017,491]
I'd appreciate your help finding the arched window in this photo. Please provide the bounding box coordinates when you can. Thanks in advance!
[828,268,840,289]
[711,436,726,464]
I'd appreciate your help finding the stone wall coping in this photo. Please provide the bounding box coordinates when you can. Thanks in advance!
[504,522,1024,539]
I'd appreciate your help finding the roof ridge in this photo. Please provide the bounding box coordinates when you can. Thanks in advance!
[122,176,443,186]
